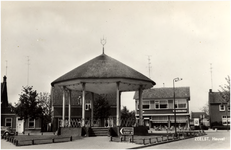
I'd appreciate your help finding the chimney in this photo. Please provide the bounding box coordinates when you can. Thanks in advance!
[209,89,212,93]
[3,76,7,82]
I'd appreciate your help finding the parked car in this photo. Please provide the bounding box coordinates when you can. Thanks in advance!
[1,126,14,137]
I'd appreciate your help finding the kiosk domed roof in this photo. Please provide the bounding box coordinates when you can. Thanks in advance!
[51,53,155,94]
[52,53,155,86]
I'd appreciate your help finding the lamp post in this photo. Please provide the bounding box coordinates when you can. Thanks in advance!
[173,77,183,137]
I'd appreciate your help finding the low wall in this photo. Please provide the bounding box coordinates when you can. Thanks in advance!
[60,128,82,136]
[134,126,148,135]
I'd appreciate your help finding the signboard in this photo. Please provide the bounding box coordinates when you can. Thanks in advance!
[120,127,134,136]
[194,118,199,126]
[172,110,187,112]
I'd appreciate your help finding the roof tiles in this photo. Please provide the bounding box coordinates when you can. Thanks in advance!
[134,87,190,100]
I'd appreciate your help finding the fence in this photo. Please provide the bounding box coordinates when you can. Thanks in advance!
[59,117,136,128]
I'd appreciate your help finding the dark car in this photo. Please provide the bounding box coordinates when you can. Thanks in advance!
[1,126,14,137]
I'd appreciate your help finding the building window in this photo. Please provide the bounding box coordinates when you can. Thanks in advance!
[150,100,155,109]
[228,105,230,111]
[85,103,91,110]
[5,118,12,127]
[222,116,230,125]
[154,100,168,109]
[160,100,168,109]
[219,104,225,111]
[143,101,150,109]
[168,100,173,109]
[136,101,139,110]
[175,99,187,109]
[28,118,35,128]
[154,100,160,109]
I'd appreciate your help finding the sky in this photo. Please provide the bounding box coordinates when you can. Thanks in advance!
[1,1,230,112]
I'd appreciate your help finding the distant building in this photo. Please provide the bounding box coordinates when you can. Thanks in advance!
[1,76,17,130]
[209,89,230,127]
[190,112,210,128]
[134,87,190,130]
[1,76,41,133]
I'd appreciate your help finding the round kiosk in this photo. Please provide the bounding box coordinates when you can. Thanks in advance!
[51,46,155,136]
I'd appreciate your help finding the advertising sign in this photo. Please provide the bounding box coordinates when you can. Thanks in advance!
[194,118,199,126]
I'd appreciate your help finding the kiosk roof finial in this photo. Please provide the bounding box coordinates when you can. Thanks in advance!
[100,37,107,54]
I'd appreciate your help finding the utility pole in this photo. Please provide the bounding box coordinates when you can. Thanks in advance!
[27,56,30,86]
[147,55,152,78]
[5,60,8,76]
[210,63,213,90]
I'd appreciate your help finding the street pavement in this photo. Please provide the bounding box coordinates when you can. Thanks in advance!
[1,130,230,149]
[144,130,230,149]
[1,136,137,149]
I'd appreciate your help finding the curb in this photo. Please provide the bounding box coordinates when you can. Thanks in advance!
[129,134,207,149]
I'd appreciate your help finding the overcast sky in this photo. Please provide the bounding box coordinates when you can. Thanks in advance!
[1,1,230,112]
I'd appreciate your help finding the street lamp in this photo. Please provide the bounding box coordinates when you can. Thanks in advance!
[173,77,183,137]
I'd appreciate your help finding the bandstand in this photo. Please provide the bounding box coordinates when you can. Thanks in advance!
[51,42,155,133]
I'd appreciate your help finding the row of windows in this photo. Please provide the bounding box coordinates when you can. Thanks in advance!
[219,104,230,111]
[5,118,35,128]
[221,115,230,125]
[138,99,187,110]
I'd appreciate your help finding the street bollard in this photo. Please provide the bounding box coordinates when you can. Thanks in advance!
[52,138,55,143]
[110,136,113,142]
[149,138,152,144]
[16,140,18,146]
[129,138,132,143]
[14,139,16,145]
[70,136,72,141]
[32,139,34,145]
[142,138,145,145]
[120,136,123,142]
[161,136,164,141]
[28,133,30,136]
[41,132,43,135]
[156,137,159,143]
[171,134,174,140]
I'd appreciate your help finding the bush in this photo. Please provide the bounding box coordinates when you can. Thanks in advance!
[211,121,222,127]
[201,125,209,130]
[212,126,230,130]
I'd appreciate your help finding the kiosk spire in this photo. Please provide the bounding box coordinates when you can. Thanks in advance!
[100,37,107,54]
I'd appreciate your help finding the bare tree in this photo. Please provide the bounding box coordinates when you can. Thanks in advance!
[37,92,52,131]
[219,75,230,129]
[200,102,209,115]
[219,75,230,104]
